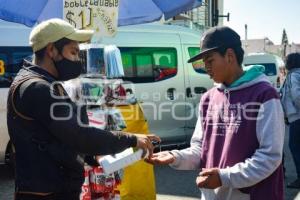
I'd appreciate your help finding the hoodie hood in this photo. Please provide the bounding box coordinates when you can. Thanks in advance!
[217,65,271,91]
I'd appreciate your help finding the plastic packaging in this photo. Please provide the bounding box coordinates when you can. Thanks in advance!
[104,45,124,78]
[98,148,148,175]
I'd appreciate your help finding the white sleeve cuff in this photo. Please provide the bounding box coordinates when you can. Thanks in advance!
[169,150,181,168]
[219,168,231,187]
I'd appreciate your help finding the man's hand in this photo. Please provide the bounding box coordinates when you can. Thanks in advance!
[196,168,222,189]
[135,134,161,158]
[146,151,175,165]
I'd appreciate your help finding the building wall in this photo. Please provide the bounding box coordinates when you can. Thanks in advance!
[169,0,224,31]
[242,38,300,58]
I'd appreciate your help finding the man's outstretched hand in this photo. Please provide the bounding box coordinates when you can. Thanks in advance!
[146,151,175,165]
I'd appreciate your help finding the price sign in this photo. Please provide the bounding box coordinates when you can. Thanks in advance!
[0,60,5,75]
[63,0,119,37]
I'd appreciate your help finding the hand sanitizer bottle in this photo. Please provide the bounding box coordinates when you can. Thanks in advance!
[98,148,148,175]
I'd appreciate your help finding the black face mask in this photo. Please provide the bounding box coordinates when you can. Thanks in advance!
[53,56,82,81]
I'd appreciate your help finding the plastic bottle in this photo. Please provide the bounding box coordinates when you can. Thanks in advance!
[98,148,148,175]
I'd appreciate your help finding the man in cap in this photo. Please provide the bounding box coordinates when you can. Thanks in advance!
[148,26,285,200]
[7,18,159,200]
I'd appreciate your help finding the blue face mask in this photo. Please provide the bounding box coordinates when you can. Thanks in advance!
[53,56,82,81]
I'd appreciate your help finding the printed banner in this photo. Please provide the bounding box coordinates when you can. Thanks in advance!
[63,0,119,37]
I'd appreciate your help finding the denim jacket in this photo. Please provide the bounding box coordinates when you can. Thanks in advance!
[280,68,300,123]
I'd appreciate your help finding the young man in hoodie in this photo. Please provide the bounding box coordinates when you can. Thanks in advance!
[148,26,285,200]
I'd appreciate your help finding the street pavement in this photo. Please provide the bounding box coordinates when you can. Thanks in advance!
[1,128,300,199]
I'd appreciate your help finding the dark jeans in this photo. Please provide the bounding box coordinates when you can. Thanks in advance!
[289,119,300,178]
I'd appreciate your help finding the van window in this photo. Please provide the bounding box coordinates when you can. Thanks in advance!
[244,63,277,76]
[0,53,8,63]
[122,53,134,77]
[80,47,178,83]
[120,47,178,83]
[0,47,32,88]
[85,48,104,74]
[188,47,206,74]
[12,52,31,73]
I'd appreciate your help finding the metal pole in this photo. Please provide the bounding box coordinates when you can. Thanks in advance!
[244,24,248,52]
[245,24,248,41]
[208,0,212,27]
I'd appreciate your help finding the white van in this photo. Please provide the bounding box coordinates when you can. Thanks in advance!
[0,22,214,165]
[243,52,284,89]
[0,20,32,165]
[80,24,214,146]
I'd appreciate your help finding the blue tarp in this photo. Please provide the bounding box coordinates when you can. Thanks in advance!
[0,0,202,27]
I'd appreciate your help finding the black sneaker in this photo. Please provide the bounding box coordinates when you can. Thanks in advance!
[287,178,300,189]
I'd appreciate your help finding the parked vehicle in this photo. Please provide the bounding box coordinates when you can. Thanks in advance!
[0,22,214,165]
[0,20,32,165]
[243,52,285,89]
[80,24,214,147]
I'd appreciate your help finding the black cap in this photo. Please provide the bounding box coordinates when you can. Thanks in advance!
[188,26,242,63]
